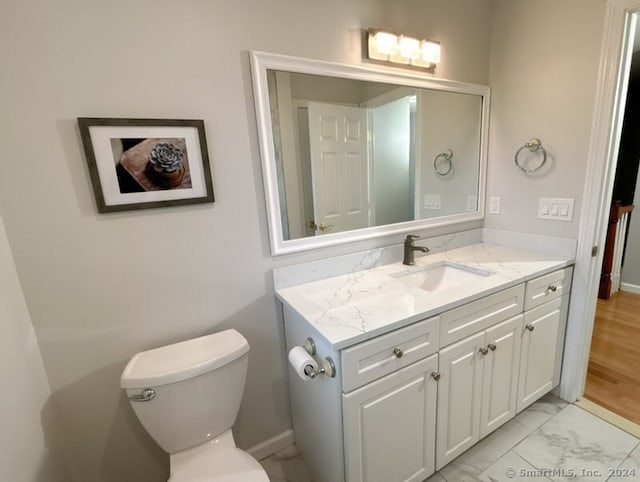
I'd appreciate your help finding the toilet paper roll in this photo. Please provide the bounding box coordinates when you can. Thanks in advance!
[288,346,319,381]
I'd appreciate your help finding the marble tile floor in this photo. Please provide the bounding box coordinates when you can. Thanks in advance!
[259,444,313,482]
[259,393,640,482]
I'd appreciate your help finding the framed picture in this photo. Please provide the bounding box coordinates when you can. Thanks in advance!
[77,118,214,213]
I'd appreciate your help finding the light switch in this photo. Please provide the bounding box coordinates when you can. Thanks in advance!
[489,196,501,214]
[424,193,441,210]
[467,195,477,212]
[538,198,574,221]
[541,203,550,215]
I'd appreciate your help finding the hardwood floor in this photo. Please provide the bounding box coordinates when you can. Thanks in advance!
[584,290,640,425]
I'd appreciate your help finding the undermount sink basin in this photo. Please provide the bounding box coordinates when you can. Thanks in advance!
[391,261,493,293]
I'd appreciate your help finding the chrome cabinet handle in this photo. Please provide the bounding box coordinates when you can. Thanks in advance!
[488,343,497,351]
[525,324,535,332]
[479,347,489,355]
[393,348,404,358]
[128,388,156,402]
[431,371,441,381]
[547,284,558,293]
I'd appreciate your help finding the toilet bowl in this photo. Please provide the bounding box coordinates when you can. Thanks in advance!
[121,329,269,482]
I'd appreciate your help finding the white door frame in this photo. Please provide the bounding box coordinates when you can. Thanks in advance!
[558,0,639,402]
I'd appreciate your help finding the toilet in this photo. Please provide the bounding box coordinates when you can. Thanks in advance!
[120,329,270,482]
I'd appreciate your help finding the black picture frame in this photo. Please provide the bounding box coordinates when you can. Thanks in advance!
[78,117,214,213]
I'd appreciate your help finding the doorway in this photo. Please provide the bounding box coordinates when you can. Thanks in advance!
[583,25,640,424]
[559,1,640,415]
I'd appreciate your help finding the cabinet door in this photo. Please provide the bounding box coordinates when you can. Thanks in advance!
[480,315,523,438]
[342,354,438,482]
[436,331,485,470]
[517,296,566,412]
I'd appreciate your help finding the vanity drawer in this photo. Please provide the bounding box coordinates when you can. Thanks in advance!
[341,317,439,393]
[439,284,525,348]
[524,266,573,311]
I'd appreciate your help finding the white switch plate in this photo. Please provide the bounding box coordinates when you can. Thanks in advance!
[424,193,441,210]
[489,196,501,214]
[467,195,477,211]
[538,197,574,221]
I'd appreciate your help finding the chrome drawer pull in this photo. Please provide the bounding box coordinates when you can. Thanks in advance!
[431,371,441,381]
[479,347,489,355]
[393,348,404,358]
[525,324,535,332]
[488,343,497,351]
[547,284,558,293]
[128,388,156,402]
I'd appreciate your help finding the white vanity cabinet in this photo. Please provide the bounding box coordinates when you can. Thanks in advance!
[282,308,440,482]
[281,265,573,482]
[342,354,438,482]
[517,267,572,412]
[341,316,440,482]
[435,314,523,469]
[434,284,525,468]
[435,267,572,469]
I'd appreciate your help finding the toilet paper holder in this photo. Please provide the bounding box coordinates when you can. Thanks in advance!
[302,337,336,379]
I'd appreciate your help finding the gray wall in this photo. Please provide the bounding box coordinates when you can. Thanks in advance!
[0,214,70,482]
[0,1,492,481]
[419,90,482,218]
[485,0,606,238]
[372,96,413,225]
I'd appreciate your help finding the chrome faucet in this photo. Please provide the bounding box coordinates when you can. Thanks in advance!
[403,235,429,265]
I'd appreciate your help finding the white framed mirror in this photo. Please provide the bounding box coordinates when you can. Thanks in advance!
[250,51,489,255]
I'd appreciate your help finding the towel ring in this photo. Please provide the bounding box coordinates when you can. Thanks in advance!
[515,138,547,173]
[434,149,453,176]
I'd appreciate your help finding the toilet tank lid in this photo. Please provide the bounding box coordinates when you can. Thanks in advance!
[120,329,249,389]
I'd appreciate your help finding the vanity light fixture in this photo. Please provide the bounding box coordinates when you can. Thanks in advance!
[367,29,441,69]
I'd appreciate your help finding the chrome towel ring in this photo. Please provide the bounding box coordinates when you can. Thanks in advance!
[434,149,453,176]
[515,138,547,173]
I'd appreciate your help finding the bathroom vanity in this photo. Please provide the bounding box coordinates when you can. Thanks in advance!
[252,49,576,482]
[274,237,574,482]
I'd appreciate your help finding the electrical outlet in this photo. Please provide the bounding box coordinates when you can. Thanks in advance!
[489,196,501,214]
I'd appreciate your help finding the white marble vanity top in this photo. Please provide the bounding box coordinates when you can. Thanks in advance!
[275,241,574,350]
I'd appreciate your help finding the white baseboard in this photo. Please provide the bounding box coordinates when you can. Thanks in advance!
[247,429,295,461]
[620,282,640,295]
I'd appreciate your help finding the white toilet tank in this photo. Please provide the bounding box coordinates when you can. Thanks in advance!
[121,329,249,454]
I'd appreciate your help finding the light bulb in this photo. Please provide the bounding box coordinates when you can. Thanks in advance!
[399,36,421,60]
[373,31,398,56]
[421,40,441,64]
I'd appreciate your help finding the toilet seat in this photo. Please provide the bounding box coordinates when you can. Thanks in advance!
[169,447,269,482]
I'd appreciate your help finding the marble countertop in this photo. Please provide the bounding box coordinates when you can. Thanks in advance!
[275,242,574,350]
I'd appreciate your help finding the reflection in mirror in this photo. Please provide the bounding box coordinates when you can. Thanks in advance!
[251,51,489,255]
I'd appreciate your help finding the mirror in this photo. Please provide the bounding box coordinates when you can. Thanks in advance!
[250,51,489,255]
